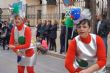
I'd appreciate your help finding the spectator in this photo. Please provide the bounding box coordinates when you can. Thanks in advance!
[49,20,58,52]
[1,21,10,50]
[95,13,109,54]
[38,20,46,39]
[44,20,52,45]
[36,37,48,54]
[36,19,42,38]
[60,21,66,54]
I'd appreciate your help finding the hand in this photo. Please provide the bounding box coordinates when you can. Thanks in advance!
[16,51,22,56]
[8,45,15,49]
[79,69,93,73]
[16,50,23,56]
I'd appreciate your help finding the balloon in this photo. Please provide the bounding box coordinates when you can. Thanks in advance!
[70,7,81,20]
[81,8,91,20]
[70,15,74,19]
[65,16,74,27]
[74,8,91,24]
[63,0,74,6]
[65,8,71,17]
[18,36,25,45]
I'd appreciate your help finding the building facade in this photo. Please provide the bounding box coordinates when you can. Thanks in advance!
[1,0,62,26]
[1,0,107,26]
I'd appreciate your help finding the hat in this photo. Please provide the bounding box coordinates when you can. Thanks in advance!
[10,0,26,19]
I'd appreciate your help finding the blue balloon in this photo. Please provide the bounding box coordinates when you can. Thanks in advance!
[71,8,81,20]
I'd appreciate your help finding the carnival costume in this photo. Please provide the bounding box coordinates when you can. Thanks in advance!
[65,34,106,73]
[9,23,37,73]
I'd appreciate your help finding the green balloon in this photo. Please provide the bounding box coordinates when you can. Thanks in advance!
[18,36,25,45]
[65,16,74,27]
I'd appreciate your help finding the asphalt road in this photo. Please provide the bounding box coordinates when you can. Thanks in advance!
[0,49,68,73]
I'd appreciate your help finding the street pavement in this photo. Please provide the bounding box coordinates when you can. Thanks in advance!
[0,49,68,73]
[1,49,110,73]
[0,27,110,73]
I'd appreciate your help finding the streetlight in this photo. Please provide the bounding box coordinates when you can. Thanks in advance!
[59,0,60,20]
[102,0,103,14]
[0,8,3,21]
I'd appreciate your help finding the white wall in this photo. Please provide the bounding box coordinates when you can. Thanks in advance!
[0,0,16,8]
[0,0,40,8]
[26,0,39,5]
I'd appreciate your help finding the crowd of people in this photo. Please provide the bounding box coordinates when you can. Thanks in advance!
[36,19,58,53]
[0,20,13,50]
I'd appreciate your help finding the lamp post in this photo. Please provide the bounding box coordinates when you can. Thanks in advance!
[59,0,60,20]
[102,0,103,14]
[0,8,3,21]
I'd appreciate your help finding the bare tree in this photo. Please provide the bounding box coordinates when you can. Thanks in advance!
[85,0,90,9]
[84,0,96,32]
[0,8,3,21]
[107,0,110,20]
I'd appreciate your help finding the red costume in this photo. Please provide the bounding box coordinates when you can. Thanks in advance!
[9,23,36,73]
[65,34,106,73]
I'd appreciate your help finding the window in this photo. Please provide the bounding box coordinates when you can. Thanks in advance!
[46,0,56,5]
[39,0,42,4]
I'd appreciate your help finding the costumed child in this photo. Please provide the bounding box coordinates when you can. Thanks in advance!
[65,19,106,73]
[9,15,37,73]
[36,36,48,54]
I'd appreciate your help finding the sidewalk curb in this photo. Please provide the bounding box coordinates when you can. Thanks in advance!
[47,51,66,59]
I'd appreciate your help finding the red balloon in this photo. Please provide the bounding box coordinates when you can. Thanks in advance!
[70,15,74,19]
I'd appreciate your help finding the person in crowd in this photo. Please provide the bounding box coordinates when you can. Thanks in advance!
[9,15,37,73]
[36,19,42,38]
[65,19,106,73]
[60,21,66,54]
[49,20,58,52]
[1,21,10,50]
[25,19,30,27]
[95,13,109,51]
[66,26,73,52]
[0,21,2,45]
[71,24,78,39]
[36,37,48,54]
[39,20,47,39]
[38,20,46,39]
[44,20,52,45]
